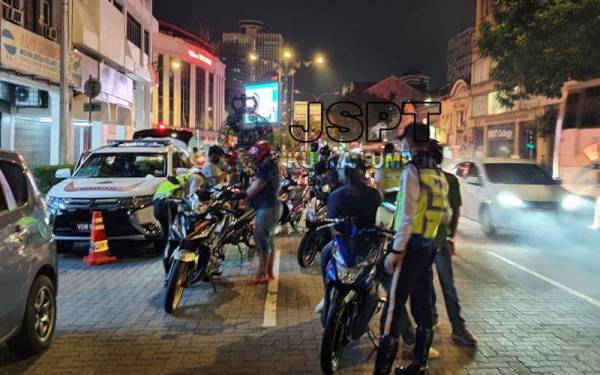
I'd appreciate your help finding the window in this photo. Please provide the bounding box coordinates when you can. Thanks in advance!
[208,73,214,128]
[181,61,190,127]
[563,92,581,130]
[454,162,470,178]
[581,87,600,129]
[157,54,164,122]
[465,163,481,178]
[73,153,167,178]
[488,91,509,115]
[0,179,7,212]
[484,163,555,185]
[195,66,205,128]
[143,30,150,55]
[172,152,192,169]
[0,161,28,207]
[113,0,123,13]
[127,14,142,48]
[472,95,487,117]
[41,0,53,27]
[169,61,175,125]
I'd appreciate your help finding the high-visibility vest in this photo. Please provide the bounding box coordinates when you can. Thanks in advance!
[153,173,190,200]
[394,167,449,238]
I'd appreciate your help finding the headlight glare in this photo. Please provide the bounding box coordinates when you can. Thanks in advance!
[561,194,581,210]
[497,191,525,208]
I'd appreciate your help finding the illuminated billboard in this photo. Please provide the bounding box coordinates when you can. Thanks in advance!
[244,81,280,124]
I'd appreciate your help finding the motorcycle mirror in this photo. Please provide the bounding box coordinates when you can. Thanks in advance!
[167,176,180,185]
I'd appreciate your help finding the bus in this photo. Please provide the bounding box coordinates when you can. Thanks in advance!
[553,78,600,197]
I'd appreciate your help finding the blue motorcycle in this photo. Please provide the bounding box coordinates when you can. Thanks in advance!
[319,218,394,374]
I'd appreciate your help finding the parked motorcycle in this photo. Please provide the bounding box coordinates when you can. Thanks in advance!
[279,173,309,231]
[296,176,332,268]
[163,184,253,313]
[318,218,393,374]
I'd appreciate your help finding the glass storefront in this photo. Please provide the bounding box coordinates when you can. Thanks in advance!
[487,124,515,158]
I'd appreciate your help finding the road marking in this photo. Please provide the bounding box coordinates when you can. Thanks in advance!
[487,251,600,309]
[262,249,280,327]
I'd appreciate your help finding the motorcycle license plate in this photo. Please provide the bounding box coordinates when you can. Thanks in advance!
[76,223,90,232]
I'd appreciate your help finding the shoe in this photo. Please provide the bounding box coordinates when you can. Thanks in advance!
[428,347,439,359]
[395,363,428,374]
[396,326,433,374]
[374,336,399,374]
[314,298,324,313]
[452,328,477,347]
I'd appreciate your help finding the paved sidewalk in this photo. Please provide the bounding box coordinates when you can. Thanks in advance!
[1,232,600,374]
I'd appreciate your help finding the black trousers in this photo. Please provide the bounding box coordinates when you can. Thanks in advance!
[380,235,437,339]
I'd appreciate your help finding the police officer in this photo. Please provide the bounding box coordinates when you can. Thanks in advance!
[374,124,449,375]
[153,169,207,275]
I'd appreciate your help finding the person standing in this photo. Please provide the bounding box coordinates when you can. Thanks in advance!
[374,124,449,375]
[430,145,478,347]
[202,146,226,187]
[244,141,282,284]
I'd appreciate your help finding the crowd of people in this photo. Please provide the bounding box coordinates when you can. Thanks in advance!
[153,123,477,374]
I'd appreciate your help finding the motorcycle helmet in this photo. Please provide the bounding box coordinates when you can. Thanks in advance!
[246,140,272,162]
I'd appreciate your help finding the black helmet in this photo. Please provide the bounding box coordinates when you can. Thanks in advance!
[384,143,395,154]
[429,140,444,165]
[208,145,225,157]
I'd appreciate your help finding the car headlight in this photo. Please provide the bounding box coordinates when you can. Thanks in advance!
[46,196,67,210]
[561,194,581,210]
[497,191,525,208]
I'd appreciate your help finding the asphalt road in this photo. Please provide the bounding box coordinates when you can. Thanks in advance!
[1,217,599,374]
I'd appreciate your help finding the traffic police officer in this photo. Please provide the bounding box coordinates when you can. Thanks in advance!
[374,124,449,375]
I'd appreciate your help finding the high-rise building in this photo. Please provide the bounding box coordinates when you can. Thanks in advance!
[447,27,474,84]
[221,20,283,105]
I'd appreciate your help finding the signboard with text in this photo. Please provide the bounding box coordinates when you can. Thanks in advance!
[487,124,514,140]
[0,20,60,82]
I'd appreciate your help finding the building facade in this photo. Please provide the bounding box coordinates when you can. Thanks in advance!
[152,22,226,144]
[71,0,157,162]
[221,19,283,104]
[0,0,62,166]
[447,27,474,84]
[469,0,560,163]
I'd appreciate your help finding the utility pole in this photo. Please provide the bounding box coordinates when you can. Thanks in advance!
[59,0,71,164]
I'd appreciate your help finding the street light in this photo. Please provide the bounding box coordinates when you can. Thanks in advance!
[170,58,181,70]
[314,54,326,65]
[283,49,293,60]
[248,52,258,61]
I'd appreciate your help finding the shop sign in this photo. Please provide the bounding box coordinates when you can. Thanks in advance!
[488,125,514,140]
[187,48,212,66]
[99,63,133,105]
[0,20,60,82]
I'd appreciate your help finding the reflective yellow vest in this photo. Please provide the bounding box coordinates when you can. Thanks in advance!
[394,167,449,238]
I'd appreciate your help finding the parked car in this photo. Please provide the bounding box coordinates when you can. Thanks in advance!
[46,138,194,252]
[0,150,58,358]
[450,158,590,236]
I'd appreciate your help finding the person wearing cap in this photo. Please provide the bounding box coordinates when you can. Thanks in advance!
[315,154,382,316]
[374,123,449,375]
[202,145,226,187]
[244,141,282,284]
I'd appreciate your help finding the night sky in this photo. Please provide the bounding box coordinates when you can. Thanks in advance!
[154,0,475,96]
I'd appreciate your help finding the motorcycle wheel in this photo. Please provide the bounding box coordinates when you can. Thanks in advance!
[188,247,210,285]
[297,231,319,268]
[164,260,189,313]
[320,297,348,374]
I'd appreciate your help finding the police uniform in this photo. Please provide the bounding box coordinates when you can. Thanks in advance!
[374,159,449,375]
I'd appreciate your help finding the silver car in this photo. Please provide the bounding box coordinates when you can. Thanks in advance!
[0,150,58,358]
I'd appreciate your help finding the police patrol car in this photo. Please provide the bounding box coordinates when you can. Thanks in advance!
[46,135,193,252]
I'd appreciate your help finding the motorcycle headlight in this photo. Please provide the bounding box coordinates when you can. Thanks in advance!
[332,248,369,284]
[189,194,209,215]
[497,191,525,208]
[131,195,154,209]
[561,194,581,210]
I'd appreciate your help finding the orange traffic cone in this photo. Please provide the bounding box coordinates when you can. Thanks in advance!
[83,211,116,266]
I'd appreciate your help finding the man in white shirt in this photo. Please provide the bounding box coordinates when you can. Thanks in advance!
[202,146,226,187]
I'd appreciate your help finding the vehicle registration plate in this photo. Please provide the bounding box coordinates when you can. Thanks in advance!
[76,223,90,232]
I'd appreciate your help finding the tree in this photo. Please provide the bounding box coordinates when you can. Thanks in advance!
[476,0,600,106]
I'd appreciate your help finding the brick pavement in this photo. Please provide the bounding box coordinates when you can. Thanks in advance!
[1,232,600,374]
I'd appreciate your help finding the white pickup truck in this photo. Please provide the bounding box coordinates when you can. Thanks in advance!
[46,137,193,252]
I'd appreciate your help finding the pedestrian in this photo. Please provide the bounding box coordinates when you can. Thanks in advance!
[374,124,449,375]
[243,141,282,284]
[430,144,478,347]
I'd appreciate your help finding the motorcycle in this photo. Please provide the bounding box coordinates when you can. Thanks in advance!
[318,218,393,374]
[163,184,253,313]
[278,172,310,231]
[296,175,332,268]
